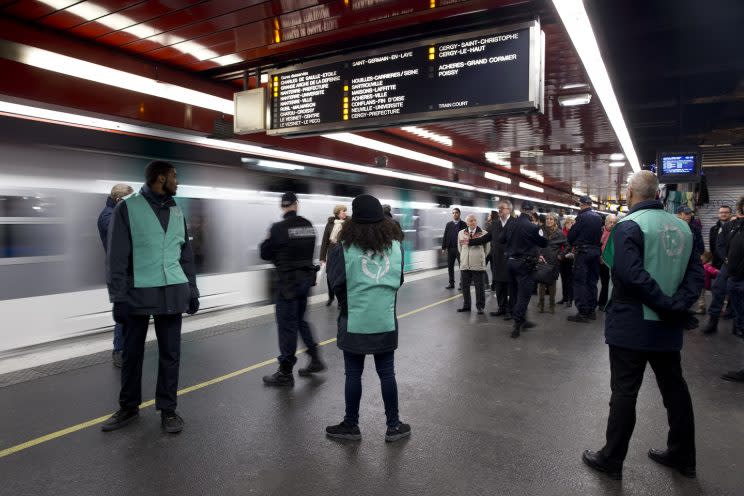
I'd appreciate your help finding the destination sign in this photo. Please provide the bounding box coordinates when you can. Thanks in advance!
[267,21,543,136]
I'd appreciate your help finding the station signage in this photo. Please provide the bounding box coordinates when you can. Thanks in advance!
[266,20,544,136]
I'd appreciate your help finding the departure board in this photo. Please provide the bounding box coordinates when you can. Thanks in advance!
[267,21,543,136]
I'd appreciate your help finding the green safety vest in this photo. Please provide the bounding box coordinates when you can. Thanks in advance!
[343,240,403,334]
[602,208,692,321]
[125,193,188,288]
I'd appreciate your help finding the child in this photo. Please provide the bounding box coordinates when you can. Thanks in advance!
[698,251,719,314]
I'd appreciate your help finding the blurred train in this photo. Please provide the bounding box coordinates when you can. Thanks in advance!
[0,118,567,354]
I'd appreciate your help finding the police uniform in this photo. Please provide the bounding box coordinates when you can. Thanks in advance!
[260,192,323,386]
[499,202,547,337]
[567,197,604,320]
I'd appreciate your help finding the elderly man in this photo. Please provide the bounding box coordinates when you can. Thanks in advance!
[582,171,703,480]
[457,214,489,314]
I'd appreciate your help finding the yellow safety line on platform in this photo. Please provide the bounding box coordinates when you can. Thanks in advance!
[0,294,460,459]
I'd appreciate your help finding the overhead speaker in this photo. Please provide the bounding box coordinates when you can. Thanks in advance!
[374,155,388,168]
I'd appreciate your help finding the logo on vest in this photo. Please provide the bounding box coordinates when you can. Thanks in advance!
[361,251,391,282]
[661,223,685,257]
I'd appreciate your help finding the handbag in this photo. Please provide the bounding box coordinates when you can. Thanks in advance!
[533,262,559,284]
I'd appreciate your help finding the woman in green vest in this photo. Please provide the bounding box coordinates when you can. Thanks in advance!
[325,194,410,442]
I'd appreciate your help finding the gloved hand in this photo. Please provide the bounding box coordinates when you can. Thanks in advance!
[657,309,696,329]
[187,298,200,315]
[113,302,129,324]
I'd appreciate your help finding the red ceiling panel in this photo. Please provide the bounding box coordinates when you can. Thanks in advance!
[1,0,78,20]
[38,0,146,30]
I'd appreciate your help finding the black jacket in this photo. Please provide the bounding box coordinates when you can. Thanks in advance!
[442,219,466,251]
[567,208,603,247]
[720,217,744,281]
[604,200,704,352]
[106,186,199,315]
[538,227,566,267]
[468,214,513,281]
[709,220,727,269]
[327,243,404,355]
[97,197,116,251]
[499,213,547,257]
[319,216,336,262]
[260,211,317,298]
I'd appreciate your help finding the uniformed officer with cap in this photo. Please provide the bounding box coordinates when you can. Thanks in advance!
[567,195,604,323]
[499,200,547,338]
[260,192,325,386]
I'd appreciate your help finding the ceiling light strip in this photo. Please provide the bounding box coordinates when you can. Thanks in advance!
[322,132,453,169]
[551,0,641,172]
[0,99,575,210]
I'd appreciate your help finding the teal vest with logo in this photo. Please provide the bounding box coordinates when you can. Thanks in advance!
[125,193,188,288]
[343,241,403,334]
[603,208,692,320]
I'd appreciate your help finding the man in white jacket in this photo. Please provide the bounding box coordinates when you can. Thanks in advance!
[457,214,490,314]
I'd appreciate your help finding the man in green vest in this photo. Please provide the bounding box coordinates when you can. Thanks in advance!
[582,170,703,480]
[101,161,200,434]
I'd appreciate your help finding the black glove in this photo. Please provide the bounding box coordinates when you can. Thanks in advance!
[187,298,200,315]
[656,309,696,329]
[113,302,129,324]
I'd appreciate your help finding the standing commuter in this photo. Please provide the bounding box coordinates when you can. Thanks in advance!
[325,194,410,442]
[710,205,732,269]
[582,171,703,480]
[260,192,325,387]
[101,161,200,434]
[320,204,348,306]
[720,196,744,382]
[499,201,547,338]
[442,208,467,290]
[456,214,489,315]
[557,217,576,307]
[97,183,133,367]
[567,196,604,323]
[676,206,705,258]
[469,201,515,318]
[597,214,618,311]
[536,213,566,314]
[702,206,732,328]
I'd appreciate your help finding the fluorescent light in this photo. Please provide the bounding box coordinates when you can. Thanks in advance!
[519,182,544,193]
[520,167,545,183]
[485,172,512,184]
[558,93,592,106]
[610,153,625,161]
[560,83,590,90]
[485,151,512,168]
[552,0,641,172]
[242,158,305,171]
[609,161,625,168]
[322,133,453,169]
[572,187,586,196]
[400,126,453,147]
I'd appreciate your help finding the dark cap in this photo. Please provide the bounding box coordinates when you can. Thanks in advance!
[351,194,385,224]
[521,200,535,211]
[675,205,692,214]
[280,192,298,207]
[579,195,593,205]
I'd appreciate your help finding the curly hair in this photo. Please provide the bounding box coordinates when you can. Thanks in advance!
[337,218,403,254]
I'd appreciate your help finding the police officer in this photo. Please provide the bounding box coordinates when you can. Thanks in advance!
[499,201,547,338]
[567,195,604,323]
[442,208,467,290]
[260,192,325,387]
[101,161,200,434]
[583,171,703,480]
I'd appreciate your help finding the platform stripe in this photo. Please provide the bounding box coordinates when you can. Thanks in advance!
[0,294,460,459]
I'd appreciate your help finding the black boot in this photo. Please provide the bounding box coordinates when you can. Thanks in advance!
[582,450,622,480]
[511,321,522,338]
[565,299,573,308]
[263,363,294,387]
[701,316,719,334]
[647,449,696,478]
[298,348,326,377]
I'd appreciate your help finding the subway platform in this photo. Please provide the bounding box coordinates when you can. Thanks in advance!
[0,271,743,496]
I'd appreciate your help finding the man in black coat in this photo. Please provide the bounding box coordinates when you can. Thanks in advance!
[442,207,467,289]
[709,205,732,269]
[582,171,703,480]
[467,200,514,317]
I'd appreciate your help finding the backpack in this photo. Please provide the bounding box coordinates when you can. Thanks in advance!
[726,220,744,279]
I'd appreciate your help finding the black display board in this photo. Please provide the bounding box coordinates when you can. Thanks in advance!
[267,21,543,136]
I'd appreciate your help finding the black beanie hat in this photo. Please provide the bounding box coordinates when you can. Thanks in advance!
[351,194,385,224]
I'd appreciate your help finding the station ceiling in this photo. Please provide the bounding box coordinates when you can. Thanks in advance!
[0,0,741,206]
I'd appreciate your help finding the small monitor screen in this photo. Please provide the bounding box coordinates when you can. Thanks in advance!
[661,155,696,175]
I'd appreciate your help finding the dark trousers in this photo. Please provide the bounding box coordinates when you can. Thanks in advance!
[326,275,335,302]
[275,278,317,368]
[447,249,460,287]
[508,258,535,323]
[600,345,695,466]
[120,313,182,412]
[461,270,486,310]
[726,278,744,330]
[343,351,400,428]
[573,248,600,315]
[708,264,729,317]
[494,280,510,312]
[113,321,124,352]
[560,258,574,300]
[598,263,611,308]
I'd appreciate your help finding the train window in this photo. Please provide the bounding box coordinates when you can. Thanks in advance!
[0,196,62,217]
[0,224,66,258]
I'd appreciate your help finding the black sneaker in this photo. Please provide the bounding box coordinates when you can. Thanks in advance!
[385,423,411,442]
[298,358,326,377]
[521,321,536,330]
[101,408,139,432]
[161,410,184,434]
[112,351,123,368]
[456,307,471,313]
[326,421,361,440]
[567,313,591,323]
[445,285,455,289]
[263,370,294,387]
